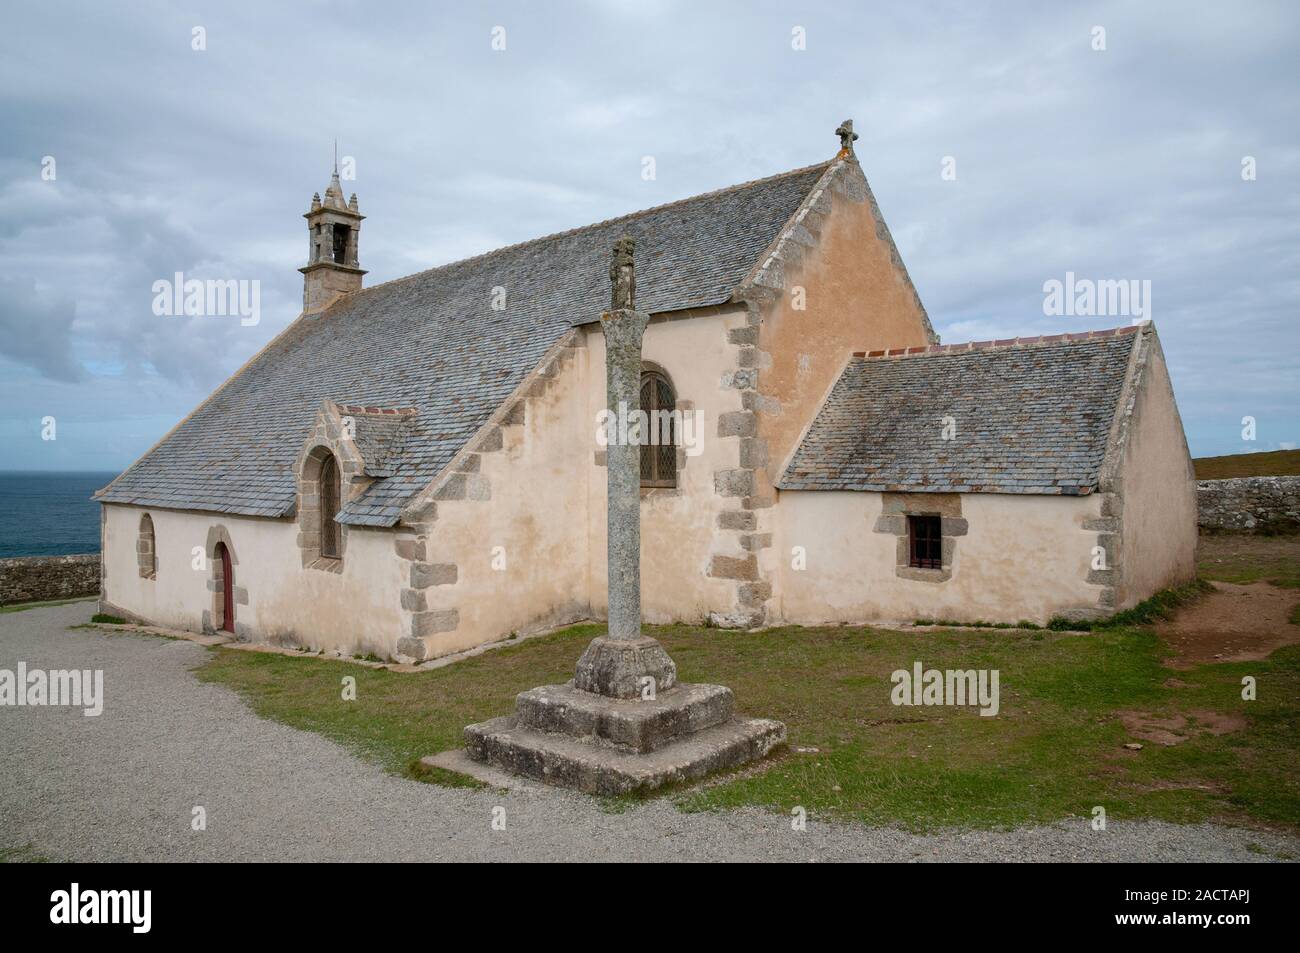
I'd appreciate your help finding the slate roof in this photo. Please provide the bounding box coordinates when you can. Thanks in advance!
[778,327,1141,495]
[97,161,833,526]
[340,406,417,479]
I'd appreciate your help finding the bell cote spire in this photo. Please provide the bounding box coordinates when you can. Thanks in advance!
[299,149,366,313]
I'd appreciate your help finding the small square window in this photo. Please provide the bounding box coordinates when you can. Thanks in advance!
[908,515,943,570]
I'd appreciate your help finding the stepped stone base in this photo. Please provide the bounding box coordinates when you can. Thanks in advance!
[464,633,786,796]
[465,705,785,796]
[514,682,734,753]
[465,676,785,795]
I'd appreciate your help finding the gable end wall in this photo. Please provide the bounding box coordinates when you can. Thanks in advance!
[1105,326,1198,608]
[713,158,936,625]
[393,333,591,661]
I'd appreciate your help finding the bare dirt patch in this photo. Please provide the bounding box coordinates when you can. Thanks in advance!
[1190,709,1249,735]
[1118,711,1190,746]
[1118,709,1248,747]
[1155,581,1300,668]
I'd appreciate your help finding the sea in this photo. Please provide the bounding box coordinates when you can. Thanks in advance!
[0,472,117,559]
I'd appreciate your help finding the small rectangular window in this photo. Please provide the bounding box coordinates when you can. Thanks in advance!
[908,514,943,569]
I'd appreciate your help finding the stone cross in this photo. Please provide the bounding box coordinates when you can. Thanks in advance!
[572,237,677,698]
[599,238,646,642]
[461,236,785,791]
[836,119,859,156]
[609,236,636,311]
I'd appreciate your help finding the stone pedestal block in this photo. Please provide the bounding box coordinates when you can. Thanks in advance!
[465,704,784,797]
[514,682,733,753]
[573,635,676,699]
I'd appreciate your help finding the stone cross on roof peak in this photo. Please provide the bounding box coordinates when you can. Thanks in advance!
[836,119,859,157]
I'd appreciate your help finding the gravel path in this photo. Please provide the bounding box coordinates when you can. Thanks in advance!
[2,602,1295,863]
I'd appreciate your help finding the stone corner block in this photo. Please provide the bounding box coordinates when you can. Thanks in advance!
[708,554,759,581]
[394,535,427,562]
[714,469,755,498]
[737,580,773,607]
[395,635,430,661]
[472,427,503,453]
[410,608,459,638]
[718,510,757,531]
[410,562,458,589]
[433,474,467,501]
[717,411,757,438]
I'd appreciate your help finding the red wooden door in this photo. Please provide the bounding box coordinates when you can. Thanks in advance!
[217,543,234,632]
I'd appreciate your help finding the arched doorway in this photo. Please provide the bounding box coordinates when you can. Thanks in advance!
[214,541,235,633]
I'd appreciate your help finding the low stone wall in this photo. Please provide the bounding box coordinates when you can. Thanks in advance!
[1197,476,1300,533]
[0,554,101,606]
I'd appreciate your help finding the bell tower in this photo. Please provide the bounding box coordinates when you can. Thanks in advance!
[300,149,366,313]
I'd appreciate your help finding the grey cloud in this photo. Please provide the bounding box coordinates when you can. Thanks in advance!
[0,277,84,382]
[0,0,1296,471]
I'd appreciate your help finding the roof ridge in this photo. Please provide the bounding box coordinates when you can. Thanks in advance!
[334,403,419,417]
[359,160,834,297]
[851,322,1146,360]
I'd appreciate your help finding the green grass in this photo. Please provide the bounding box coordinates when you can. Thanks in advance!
[1198,535,1300,587]
[1047,579,1214,631]
[408,758,488,789]
[196,598,1300,832]
[0,597,96,614]
[914,618,1041,630]
[195,623,607,780]
[679,629,1299,831]
[0,844,50,863]
[1194,449,1300,479]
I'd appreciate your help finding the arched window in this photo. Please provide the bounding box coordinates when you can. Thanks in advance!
[137,513,156,580]
[319,451,341,558]
[640,370,677,488]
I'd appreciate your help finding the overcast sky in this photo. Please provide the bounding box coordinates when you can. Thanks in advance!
[2,0,1297,472]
